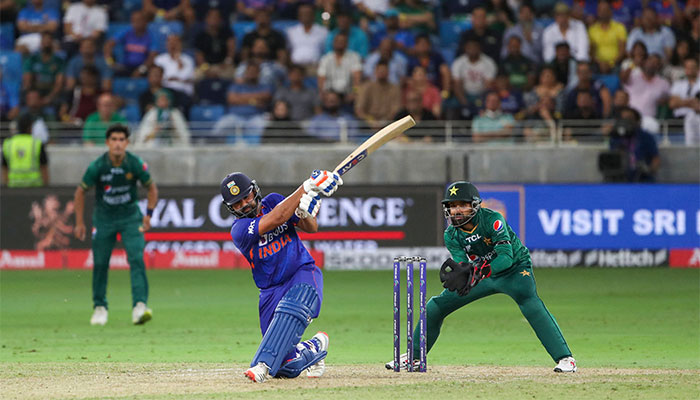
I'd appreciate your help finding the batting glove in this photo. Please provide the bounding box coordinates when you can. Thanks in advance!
[303,169,343,197]
[296,191,322,219]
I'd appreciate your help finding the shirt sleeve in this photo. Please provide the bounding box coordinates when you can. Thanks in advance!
[80,161,98,189]
[63,5,77,24]
[444,229,470,263]
[95,8,108,32]
[135,156,152,186]
[231,217,260,253]
[487,213,516,276]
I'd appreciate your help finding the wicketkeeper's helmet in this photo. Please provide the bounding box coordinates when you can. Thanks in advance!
[442,181,482,227]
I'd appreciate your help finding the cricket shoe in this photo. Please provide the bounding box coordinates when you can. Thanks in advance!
[384,353,420,370]
[90,306,108,326]
[306,331,329,378]
[244,362,272,383]
[554,356,577,373]
[132,302,152,325]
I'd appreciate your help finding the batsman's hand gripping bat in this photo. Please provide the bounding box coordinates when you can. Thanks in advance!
[332,116,416,176]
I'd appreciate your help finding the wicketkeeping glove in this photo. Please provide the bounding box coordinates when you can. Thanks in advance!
[296,191,322,219]
[439,258,492,297]
[303,170,343,197]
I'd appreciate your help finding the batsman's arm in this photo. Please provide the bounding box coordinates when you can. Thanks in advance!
[295,214,318,233]
[258,185,307,235]
[73,186,87,241]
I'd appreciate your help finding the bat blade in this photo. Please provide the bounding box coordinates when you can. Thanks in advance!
[333,116,416,176]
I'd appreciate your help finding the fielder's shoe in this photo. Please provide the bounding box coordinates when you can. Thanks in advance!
[132,302,152,325]
[244,362,272,383]
[90,306,108,326]
[306,331,329,378]
[384,353,420,370]
[554,356,577,373]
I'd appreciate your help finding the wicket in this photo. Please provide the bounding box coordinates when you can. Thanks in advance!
[393,256,427,372]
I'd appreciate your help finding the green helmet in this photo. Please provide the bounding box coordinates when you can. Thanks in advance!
[442,181,482,227]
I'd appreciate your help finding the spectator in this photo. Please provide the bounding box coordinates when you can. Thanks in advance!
[588,1,627,74]
[213,62,272,144]
[525,65,565,116]
[542,3,590,63]
[472,91,515,144]
[262,100,311,143]
[0,0,20,24]
[194,9,236,80]
[0,70,20,122]
[59,66,102,123]
[500,35,535,91]
[523,94,559,143]
[139,65,170,115]
[393,90,436,141]
[622,54,670,119]
[626,7,676,60]
[501,3,544,64]
[355,62,401,128]
[104,10,156,78]
[363,38,408,85]
[649,0,684,26]
[82,93,127,145]
[65,38,114,92]
[354,0,391,20]
[317,32,362,102]
[452,38,497,110]
[287,4,329,70]
[325,10,369,58]
[668,58,700,118]
[458,6,502,62]
[611,89,631,117]
[22,89,53,143]
[22,32,64,110]
[242,10,288,64]
[134,89,191,146]
[307,91,359,141]
[15,0,60,55]
[493,74,525,119]
[620,41,648,77]
[370,9,415,54]
[404,65,441,119]
[273,65,319,121]
[63,0,108,57]
[565,61,612,117]
[549,42,578,86]
[683,93,700,146]
[237,0,274,20]
[608,0,643,29]
[664,38,694,82]
[408,34,450,91]
[142,0,195,24]
[154,34,195,113]
[485,0,515,33]
[564,91,600,120]
[608,107,660,182]
[235,39,287,89]
[395,0,436,35]
[2,113,49,187]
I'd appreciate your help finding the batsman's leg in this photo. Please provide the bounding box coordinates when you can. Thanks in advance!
[92,223,117,309]
[503,267,572,362]
[120,218,148,307]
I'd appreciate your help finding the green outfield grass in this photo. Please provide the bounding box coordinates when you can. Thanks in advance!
[1,268,699,399]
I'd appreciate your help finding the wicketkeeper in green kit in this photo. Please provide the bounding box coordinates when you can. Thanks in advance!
[73,124,159,326]
[387,181,577,372]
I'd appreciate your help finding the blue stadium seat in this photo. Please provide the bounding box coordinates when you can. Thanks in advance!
[190,105,225,121]
[0,51,23,83]
[596,74,620,94]
[439,20,471,49]
[272,20,297,34]
[120,103,141,123]
[303,76,318,90]
[196,79,230,105]
[124,0,143,14]
[0,24,14,50]
[113,78,149,101]
[232,21,256,47]
[107,23,131,40]
[149,21,184,52]
[439,47,455,65]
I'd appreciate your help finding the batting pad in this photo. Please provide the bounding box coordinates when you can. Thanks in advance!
[277,341,327,378]
[251,283,319,376]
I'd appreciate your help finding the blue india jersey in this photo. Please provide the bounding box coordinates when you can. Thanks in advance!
[230,193,316,289]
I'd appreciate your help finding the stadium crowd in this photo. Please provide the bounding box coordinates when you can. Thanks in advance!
[0,0,699,145]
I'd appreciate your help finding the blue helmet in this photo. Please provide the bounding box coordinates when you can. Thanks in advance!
[220,172,261,218]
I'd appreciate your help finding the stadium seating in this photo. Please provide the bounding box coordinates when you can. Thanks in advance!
[195,79,230,105]
[113,78,150,101]
[596,74,620,94]
[190,104,225,122]
[0,51,23,83]
[120,103,141,123]
[232,21,256,47]
[271,20,297,34]
[0,24,14,51]
[149,21,184,53]
[107,23,131,40]
[439,20,471,49]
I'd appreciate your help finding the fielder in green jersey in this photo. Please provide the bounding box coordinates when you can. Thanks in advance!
[387,181,577,373]
[73,124,159,326]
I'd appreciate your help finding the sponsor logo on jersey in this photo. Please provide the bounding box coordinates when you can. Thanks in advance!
[493,220,503,232]
[104,185,112,193]
[142,162,148,171]
[126,172,133,180]
[464,234,482,243]
[247,220,256,235]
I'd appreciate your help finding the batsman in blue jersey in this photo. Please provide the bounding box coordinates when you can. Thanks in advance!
[220,170,343,383]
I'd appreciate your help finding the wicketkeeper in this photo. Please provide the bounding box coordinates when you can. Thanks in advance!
[387,181,577,372]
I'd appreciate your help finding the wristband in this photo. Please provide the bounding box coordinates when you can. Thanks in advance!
[146,208,154,217]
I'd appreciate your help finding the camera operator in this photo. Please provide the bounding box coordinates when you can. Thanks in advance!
[606,106,661,182]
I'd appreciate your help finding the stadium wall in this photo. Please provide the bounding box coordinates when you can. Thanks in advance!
[47,145,700,185]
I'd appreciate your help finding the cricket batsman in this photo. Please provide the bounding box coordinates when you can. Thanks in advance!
[387,181,577,372]
[74,124,159,326]
[220,170,342,382]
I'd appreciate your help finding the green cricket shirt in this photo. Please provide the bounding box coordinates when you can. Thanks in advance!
[444,207,531,277]
[80,152,152,221]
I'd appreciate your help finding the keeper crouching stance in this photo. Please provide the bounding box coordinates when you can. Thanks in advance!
[386,181,577,373]
[220,170,342,382]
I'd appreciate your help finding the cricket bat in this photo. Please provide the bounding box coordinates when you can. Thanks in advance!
[333,115,416,176]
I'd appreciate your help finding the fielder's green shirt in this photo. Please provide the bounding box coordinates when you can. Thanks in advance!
[80,152,152,220]
[444,207,531,277]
